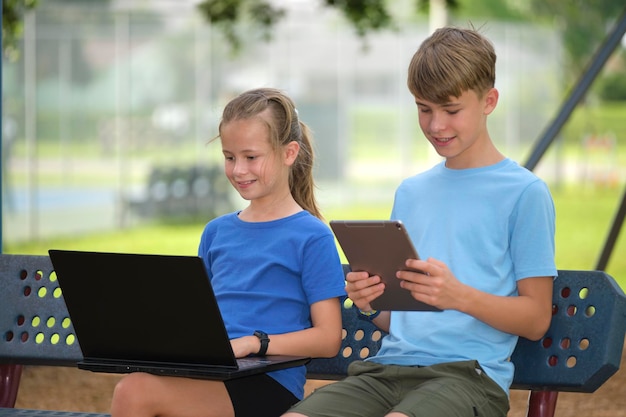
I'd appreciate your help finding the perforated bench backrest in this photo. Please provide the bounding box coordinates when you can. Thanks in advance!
[511,269,626,392]
[2,256,625,393]
[0,255,82,366]
[307,267,626,393]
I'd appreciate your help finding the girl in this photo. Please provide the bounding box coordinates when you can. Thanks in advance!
[110,88,346,417]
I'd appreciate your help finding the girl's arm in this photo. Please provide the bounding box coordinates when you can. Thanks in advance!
[230,297,343,358]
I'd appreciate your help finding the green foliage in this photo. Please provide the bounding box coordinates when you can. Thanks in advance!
[195,0,463,53]
[2,0,38,61]
[518,0,625,82]
[323,0,395,37]
[596,72,626,102]
[196,0,285,51]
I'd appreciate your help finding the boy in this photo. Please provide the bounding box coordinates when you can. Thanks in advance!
[282,27,557,417]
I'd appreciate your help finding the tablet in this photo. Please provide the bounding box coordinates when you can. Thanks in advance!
[330,220,440,312]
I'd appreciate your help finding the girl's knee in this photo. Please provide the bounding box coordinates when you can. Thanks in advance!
[112,372,157,410]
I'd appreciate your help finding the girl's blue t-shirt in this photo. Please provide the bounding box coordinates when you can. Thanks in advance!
[198,210,346,399]
[371,158,557,394]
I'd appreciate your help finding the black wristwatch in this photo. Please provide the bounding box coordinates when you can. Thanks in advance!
[253,330,270,356]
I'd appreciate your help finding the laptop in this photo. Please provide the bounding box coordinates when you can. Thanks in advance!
[48,249,310,380]
[330,220,440,311]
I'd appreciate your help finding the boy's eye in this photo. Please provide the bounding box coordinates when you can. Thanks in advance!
[447,110,460,115]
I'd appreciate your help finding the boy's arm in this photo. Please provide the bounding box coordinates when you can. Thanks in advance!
[458,276,553,341]
[400,258,553,341]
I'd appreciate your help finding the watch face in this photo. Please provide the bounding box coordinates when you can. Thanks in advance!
[254,330,268,340]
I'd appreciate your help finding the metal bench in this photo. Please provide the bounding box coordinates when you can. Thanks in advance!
[1,255,625,417]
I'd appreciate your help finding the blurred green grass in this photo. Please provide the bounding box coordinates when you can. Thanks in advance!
[4,183,625,289]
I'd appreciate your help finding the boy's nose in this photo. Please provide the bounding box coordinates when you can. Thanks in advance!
[429,113,445,132]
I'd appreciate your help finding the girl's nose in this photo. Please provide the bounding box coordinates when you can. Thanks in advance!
[232,160,247,176]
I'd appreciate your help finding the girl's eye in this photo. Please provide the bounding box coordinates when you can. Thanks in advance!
[418,108,431,113]
[224,156,234,161]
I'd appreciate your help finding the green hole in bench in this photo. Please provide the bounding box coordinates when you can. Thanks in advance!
[38,286,48,298]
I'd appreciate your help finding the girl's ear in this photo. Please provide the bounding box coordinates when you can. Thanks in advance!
[483,87,499,116]
[284,141,300,166]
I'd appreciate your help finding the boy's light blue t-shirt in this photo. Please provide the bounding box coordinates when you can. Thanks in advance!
[369,158,557,394]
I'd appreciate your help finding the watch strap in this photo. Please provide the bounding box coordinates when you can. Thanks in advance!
[253,330,270,356]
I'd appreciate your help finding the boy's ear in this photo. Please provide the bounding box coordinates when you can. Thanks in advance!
[284,141,300,166]
[483,88,499,115]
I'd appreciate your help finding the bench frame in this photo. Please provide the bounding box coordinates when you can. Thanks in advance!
[2,255,626,417]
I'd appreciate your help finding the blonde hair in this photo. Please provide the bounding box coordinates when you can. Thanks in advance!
[408,27,496,103]
[217,88,322,219]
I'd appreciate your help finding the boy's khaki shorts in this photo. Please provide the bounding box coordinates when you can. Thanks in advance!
[289,360,509,417]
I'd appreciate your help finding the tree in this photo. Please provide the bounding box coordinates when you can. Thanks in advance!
[2,0,38,61]
[513,0,625,82]
[195,0,460,52]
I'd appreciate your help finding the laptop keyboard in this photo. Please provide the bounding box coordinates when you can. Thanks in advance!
[236,357,272,369]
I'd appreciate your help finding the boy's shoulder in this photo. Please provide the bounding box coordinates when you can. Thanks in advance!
[398,158,546,189]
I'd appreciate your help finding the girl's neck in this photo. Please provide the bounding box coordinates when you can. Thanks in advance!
[238,195,303,222]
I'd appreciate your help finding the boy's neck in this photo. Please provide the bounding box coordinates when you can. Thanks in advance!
[444,138,505,170]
